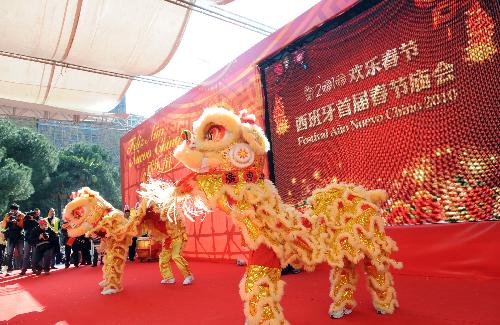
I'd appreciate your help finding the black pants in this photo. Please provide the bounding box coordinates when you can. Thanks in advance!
[128,237,137,261]
[50,239,62,267]
[5,238,23,271]
[71,244,91,266]
[0,244,5,267]
[64,244,72,267]
[33,244,53,272]
[92,247,102,266]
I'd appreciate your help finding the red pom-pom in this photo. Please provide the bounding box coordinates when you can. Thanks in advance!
[239,110,256,124]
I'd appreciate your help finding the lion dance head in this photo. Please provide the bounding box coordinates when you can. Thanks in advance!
[62,187,113,237]
[173,107,269,174]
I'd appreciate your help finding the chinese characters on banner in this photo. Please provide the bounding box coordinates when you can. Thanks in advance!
[263,0,499,225]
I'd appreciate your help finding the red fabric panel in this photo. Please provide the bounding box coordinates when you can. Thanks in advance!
[387,221,500,279]
[249,244,281,269]
[183,210,249,262]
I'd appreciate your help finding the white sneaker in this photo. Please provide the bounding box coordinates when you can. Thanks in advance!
[161,278,175,284]
[329,310,344,319]
[182,275,194,285]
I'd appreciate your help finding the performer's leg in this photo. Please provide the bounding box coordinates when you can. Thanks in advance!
[364,259,398,314]
[170,237,192,282]
[101,240,129,294]
[159,241,175,283]
[329,260,358,319]
[239,244,289,325]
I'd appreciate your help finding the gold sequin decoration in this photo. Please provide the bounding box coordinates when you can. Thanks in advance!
[245,265,281,293]
[196,174,223,199]
[245,265,281,319]
[311,188,344,216]
[242,217,261,241]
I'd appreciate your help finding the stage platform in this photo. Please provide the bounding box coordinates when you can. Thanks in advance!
[0,262,498,324]
[1,221,499,324]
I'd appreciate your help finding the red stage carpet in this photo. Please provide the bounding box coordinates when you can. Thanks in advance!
[1,259,499,325]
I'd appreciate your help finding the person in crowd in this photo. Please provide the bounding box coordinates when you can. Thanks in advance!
[83,236,92,265]
[129,236,137,262]
[30,219,58,275]
[71,235,92,267]
[1,203,25,275]
[0,220,6,269]
[91,236,103,267]
[45,208,61,268]
[125,207,137,261]
[61,221,73,268]
[20,210,40,275]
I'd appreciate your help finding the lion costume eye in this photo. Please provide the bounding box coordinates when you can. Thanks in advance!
[206,125,225,142]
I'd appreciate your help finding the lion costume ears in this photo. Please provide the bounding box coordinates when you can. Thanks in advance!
[239,111,270,155]
[192,107,270,154]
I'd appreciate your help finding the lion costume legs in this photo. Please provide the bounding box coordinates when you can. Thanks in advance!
[329,260,358,318]
[239,245,289,325]
[328,258,398,318]
[364,260,398,314]
[159,237,192,282]
[100,239,129,295]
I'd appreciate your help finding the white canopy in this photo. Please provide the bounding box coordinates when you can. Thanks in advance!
[0,0,191,113]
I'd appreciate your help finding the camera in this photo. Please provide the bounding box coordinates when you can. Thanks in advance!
[25,210,36,220]
[41,232,49,241]
[6,213,18,224]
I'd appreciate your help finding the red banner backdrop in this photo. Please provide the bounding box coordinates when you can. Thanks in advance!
[120,0,359,261]
[262,0,500,225]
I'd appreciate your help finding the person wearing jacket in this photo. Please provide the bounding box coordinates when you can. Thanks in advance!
[1,203,25,275]
[30,219,58,275]
[20,209,40,275]
[45,208,61,268]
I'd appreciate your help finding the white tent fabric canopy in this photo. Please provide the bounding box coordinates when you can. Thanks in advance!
[0,0,191,112]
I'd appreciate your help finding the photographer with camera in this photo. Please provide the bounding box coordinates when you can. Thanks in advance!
[20,209,41,275]
[29,219,58,275]
[1,203,25,275]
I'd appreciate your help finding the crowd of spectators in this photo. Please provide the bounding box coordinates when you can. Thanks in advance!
[0,203,130,276]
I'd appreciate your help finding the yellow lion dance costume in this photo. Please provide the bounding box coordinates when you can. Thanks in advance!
[172,107,402,323]
[64,107,401,323]
[62,182,195,295]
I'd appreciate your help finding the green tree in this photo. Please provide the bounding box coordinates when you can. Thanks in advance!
[0,147,34,213]
[48,143,122,216]
[0,121,58,186]
[0,121,59,213]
